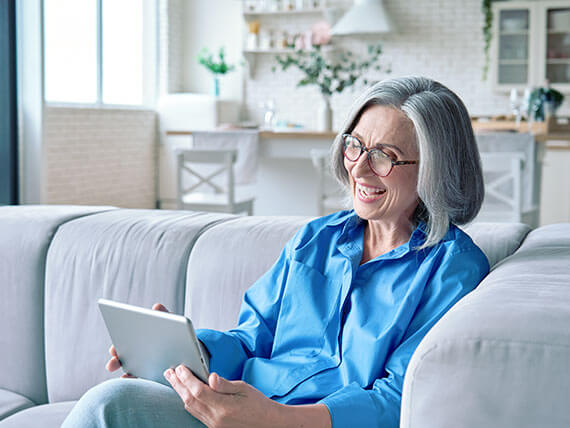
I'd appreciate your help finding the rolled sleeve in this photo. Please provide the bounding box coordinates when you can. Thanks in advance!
[319,382,399,428]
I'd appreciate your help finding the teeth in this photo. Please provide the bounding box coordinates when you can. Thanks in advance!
[356,183,385,198]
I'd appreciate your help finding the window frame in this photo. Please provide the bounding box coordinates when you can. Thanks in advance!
[43,0,158,109]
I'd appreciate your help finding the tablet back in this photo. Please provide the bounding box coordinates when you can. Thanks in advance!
[98,299,209,385]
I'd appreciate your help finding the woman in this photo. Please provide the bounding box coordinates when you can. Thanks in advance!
[63,76,489,428]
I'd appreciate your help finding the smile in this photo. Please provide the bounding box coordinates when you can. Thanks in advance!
[356,183,386,202]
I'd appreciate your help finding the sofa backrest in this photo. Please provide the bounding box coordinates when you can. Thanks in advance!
[185,216,310,331]
[462,221,531,268]
[0,206,114,405]
[43,209,233,403]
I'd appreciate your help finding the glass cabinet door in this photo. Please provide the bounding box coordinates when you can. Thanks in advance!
[545,7,570,85]
[497,9,531,84]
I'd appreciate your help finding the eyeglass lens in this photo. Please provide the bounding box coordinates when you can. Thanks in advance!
[343,135,392,176]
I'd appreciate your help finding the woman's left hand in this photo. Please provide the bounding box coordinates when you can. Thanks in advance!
[164,365,285,428]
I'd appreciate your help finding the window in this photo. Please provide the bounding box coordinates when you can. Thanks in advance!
[43,0,156,106]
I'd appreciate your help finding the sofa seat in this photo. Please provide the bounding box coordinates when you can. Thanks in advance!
[0,401,76,427]
[401,223,570,428]
[0,389,35,421]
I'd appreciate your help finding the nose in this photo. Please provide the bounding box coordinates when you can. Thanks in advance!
[352,151,374,177]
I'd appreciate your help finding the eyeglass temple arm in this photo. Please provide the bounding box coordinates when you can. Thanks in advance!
[393,160,418,166]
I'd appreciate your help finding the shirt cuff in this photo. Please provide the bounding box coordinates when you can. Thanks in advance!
[196,328,247,381]
[319,382,396,428]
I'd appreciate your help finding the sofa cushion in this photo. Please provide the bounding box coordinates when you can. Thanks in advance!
[0,205,115,405]
[0,401,76,428]
[462,222,531,268]
[43,209,233,403]
[185,216,310,331]
[0,389,35,421]
[401,223,570,428]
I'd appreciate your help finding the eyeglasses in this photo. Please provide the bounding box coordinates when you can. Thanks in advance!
[341,134,418,177]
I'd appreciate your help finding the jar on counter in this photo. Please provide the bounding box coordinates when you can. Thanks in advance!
[259,29,274,50]
[278,30,289,49]
[244,0,258,12]
[283,0,295,11]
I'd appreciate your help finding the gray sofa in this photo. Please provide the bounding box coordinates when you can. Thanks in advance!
[0,205,569,427]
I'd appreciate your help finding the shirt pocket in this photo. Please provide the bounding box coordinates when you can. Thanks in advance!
[272,260,341,358]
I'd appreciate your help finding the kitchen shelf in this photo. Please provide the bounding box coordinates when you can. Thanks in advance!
[499,30,530,35]
[245,48,296,54]
[499,59,529,64]
[243,7,328,17]
[244,45,335,55]
[547,58,570,63]
[243,45,336,77]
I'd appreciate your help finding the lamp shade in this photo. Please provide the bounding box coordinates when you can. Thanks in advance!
[331,0,394,35]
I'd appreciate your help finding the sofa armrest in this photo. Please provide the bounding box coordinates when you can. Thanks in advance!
[401,224,570,428]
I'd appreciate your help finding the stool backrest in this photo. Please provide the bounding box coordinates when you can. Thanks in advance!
[478,152,524,223]
[177,149,238,208]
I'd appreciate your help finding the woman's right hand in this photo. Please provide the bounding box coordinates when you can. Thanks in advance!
[105,303,170,377]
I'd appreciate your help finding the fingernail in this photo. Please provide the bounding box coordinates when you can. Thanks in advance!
[164,369,172,380]
[175,366,183,376]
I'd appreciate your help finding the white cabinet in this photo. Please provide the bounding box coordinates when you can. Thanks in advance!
[492,1,570,93]
[540,148,570,225]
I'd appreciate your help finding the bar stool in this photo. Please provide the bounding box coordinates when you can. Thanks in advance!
[310,149,347,216]
[176,149,255,215]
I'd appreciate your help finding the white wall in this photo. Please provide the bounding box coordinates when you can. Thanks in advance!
[170,0,569,129]
[181,0,244,103]
[44,107,157,208]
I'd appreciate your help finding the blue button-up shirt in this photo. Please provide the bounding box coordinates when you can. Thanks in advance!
[197,210,489,427]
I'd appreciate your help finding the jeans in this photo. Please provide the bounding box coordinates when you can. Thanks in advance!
[61,378,206,428]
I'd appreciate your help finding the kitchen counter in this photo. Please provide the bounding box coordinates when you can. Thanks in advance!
[167,123,570,148]
[471,118,570,148]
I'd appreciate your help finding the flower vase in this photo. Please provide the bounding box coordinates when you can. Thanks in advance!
[318,95,332,132]
[211,76,220,97]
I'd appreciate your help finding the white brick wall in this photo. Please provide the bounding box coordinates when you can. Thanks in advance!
[244,0,570,129]
[44,107,157,208]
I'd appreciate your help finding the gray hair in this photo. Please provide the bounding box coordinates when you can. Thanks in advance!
[331,76,484,249]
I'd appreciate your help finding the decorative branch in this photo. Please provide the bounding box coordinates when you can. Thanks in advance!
[482,0,493,81]
[273,44,388,98]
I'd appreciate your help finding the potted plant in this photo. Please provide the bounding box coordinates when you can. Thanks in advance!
[197,47,236,97]
[528,83,565,122]
[273,43,388,131]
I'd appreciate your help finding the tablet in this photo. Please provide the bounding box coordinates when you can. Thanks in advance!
[98,298,210,385]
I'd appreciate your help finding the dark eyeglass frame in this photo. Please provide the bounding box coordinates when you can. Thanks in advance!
[341,133,418,177]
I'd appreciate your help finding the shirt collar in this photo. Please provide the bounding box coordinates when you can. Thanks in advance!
[336,213,429,262]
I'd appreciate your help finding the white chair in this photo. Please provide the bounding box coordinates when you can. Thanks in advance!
[477,152,525,223]
[476,133,541,227]
[310,149,347,216]
[176,149,255,215]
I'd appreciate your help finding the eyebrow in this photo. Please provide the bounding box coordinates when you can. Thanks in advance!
[352,132,405,156]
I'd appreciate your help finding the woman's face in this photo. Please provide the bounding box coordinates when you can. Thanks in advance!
[344,105,420,224]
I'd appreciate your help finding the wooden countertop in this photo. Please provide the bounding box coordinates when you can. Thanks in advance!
[166,120,570,149]
[166,130,337,139]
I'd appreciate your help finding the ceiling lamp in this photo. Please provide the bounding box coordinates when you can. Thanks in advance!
[331,0,394,36]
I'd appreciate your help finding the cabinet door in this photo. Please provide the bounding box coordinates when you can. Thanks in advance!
[538,2,570,91]
[493,3,533,90]
[539,148,570,225]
